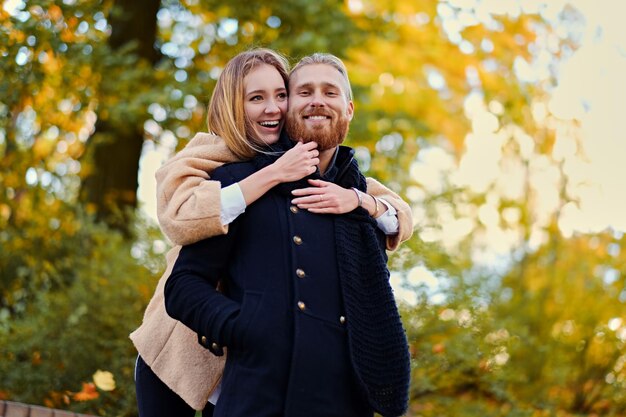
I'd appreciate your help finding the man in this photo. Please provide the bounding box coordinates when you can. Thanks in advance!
[164,53,410,417]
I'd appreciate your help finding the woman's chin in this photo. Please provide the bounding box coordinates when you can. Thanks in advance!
[256,134,280,145]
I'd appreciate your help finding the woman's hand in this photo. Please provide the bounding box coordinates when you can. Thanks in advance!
[291,179,359,214]
[272,141,319,183]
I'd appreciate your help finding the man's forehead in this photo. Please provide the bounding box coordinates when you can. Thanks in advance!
[289,64,343,87]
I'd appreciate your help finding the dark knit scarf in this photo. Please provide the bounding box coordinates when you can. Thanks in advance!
[253,137,410,417]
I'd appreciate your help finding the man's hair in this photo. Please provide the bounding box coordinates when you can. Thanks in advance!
[207,48,289,159]
[290,53,353,102]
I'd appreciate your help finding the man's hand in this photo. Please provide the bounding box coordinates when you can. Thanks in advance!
[291,179,359,214]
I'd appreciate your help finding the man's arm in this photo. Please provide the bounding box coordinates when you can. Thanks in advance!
[163,164,244,356]
[164,234,241,356]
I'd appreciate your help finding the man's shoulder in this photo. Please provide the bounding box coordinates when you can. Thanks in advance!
[212,160,257,186]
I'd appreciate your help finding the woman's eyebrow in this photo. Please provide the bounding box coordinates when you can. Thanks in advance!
[246,87,287,95]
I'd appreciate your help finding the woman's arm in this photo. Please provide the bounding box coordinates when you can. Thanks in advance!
[156,133,238,246]
[157,133,319,246]
[290,177,413,251]
[237,141,319,205]
[366,177,413,251]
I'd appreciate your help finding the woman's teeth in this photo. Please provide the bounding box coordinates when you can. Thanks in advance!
[260,121,279,127]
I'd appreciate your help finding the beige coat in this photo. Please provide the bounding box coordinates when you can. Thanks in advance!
[129,132,414,410]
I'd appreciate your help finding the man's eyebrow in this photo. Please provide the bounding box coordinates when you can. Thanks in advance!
[293,81,341,90]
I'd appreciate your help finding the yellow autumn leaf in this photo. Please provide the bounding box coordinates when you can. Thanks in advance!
[93,370,116,391]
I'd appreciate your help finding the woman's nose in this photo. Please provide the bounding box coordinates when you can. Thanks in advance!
[265,99,280,114]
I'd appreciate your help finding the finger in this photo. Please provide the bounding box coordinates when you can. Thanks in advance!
[307,179,330,187]
[300,141,318,150]
[298,201,340,211]
[307,207,339,214]
[296,202,331,210]
[292,196,328,206]
[291,187,324,196]
[292,196,321,205]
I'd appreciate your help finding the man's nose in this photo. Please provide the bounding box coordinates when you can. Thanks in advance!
[309,91,325,107]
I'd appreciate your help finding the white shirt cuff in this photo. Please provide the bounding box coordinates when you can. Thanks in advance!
[220,183,246,226]
[375,198,399,235]
[208,380,222,404]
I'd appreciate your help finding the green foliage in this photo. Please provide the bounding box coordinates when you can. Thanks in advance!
[0,215,162,417]
[390,225,626,417]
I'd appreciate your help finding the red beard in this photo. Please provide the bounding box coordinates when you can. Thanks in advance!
[285,109,350,151]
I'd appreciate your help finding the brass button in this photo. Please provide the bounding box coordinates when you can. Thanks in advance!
[297,301,306,311]
[201,336,207,345]
[293,235,303,245]
[290,206,299,214]
[296,268,306,278]
[339,316,346,324]
[211,342,219,350]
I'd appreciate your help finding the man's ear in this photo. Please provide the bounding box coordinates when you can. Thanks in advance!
[346,101,354,121]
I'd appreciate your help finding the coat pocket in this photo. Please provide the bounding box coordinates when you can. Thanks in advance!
[231,290,264,350]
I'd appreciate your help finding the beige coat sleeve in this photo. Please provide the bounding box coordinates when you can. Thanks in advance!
[156,132,240,246]
[366,177,414,251]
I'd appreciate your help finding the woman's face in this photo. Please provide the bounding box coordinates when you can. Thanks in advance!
[244,63,289,145]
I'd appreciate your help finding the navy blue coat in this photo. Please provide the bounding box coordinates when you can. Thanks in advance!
[165,159,373,417]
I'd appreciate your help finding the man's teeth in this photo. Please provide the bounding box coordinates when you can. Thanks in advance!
[260,121,279,127]
[306,116,328,120]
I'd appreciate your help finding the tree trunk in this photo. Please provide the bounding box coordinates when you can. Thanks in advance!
[80,0,161,235]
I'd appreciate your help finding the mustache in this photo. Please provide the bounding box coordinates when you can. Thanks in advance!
[300,110,333,118]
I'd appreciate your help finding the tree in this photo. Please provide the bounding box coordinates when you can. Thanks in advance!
[80,0,161,233]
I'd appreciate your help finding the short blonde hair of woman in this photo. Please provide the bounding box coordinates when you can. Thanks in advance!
[206,48,290,160]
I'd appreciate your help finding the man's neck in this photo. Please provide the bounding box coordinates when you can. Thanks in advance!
[318,147,338,175]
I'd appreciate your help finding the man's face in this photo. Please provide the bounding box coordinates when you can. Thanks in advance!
[285,64,354,151]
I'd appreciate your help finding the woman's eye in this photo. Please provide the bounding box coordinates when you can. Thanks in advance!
[277,92,287,100]
[250,95,263,101]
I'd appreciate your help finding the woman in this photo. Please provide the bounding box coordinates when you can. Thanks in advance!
[130,48,413,416]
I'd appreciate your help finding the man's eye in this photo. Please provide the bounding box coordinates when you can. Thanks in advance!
[299,91,310,96]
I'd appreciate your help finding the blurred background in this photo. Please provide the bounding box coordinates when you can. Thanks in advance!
[1,0,625,416]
